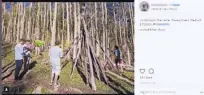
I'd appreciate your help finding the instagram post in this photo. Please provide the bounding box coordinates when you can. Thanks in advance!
[1,2,134,94]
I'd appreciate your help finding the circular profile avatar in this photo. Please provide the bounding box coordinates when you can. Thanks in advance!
[140,1,150,12]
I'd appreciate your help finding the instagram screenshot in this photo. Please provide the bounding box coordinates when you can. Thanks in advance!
[136,0,204,95]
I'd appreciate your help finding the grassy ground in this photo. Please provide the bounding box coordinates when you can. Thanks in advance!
[2,47,134,94]
[2,46,14,68]
[28,51,117,94]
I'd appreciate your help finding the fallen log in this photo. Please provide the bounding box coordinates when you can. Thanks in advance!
[124,65,134,68]
[105,70,134,86]
[123,67,134,72]
[83,17,96,91]
[87,32,108,84]
[63,33,82,57]
[88,35,116,69]
[70,37,82,78]
[2,43,13,49]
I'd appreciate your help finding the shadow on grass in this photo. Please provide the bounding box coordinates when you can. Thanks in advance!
[61,61,69,70]
[2,63,15,73]
[2,61,38,81]
[2,69,15,80]
[2,60,15,70]
[2,50,13,59]
[2,81,28,94]
[76,65,88,85]
[75,62,121,93]
[121,74,134,82]
[18,61,37,80]
[107,76,133,94]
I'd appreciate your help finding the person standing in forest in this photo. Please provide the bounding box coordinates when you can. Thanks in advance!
[114,45,123,72]
[49,40,63,87]
[23,40,32,70]
[14,38,25,80]
[34,40,44,56]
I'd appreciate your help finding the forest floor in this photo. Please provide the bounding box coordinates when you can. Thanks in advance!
[2,45,134,94]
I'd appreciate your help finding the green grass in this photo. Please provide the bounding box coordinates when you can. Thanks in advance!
[2,50,14,67]
[2,48,134,94]
[24,88,34,94]
[59,62,86,87]
[41,87,51,94]
[123,71,134,81]
[95,79,116,94]
[107,73,134,94]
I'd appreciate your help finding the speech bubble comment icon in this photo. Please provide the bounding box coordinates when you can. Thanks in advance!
[149,68,154,74]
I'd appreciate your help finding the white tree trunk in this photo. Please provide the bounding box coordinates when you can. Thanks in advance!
[95,3,100,57]
[51,3,58,46]
[102,3,106,60]
[66,3,70,42]
[73,3,77,59]
[16,4,21,43]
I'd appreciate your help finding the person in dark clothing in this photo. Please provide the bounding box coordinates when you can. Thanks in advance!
[23,40,32,70]
[114,46,122,71]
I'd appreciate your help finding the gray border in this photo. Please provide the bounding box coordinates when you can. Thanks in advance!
[0,0,2,94]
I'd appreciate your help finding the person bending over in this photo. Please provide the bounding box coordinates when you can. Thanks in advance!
[23,40,32,70]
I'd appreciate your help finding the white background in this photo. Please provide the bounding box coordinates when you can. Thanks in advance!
[135,0,204,95]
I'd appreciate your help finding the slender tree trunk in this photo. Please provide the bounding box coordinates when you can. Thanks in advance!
[20,3,25,39]
[6,17,11,42]
[66,3,70,42]
[69,3,73,41]
[27,3,32,39]
[119,18,122,45]
[77,2,81,52]
[73,3,77,59]
[104,2,109,57]
[113,3,118,46]
[57,5,60,41]
[102,3,106,61]
[46,3,49,43]
[123,3,131,66]
[62,3,65,50]
[50,3,53,33]
[42,3,46,42]
[129,3,134,45]
[95,3,100,57]
[35,3,40,40]
[16,3,21,43]
[2,3,5,41]
[12,3,17,42]
[51,3,58,46]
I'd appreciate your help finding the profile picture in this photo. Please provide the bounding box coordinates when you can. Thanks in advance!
[140,1,150,12]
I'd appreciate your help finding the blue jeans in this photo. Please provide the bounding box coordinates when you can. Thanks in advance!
[15,60,23,80]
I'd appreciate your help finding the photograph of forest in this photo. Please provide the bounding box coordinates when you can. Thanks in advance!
[2,2,134,94]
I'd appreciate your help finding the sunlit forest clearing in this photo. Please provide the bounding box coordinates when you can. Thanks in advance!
[2,2,134,94]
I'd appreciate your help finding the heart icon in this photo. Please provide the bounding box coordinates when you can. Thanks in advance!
[140,69,145,74]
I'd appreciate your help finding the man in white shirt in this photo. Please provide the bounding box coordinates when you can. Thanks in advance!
[49,40,63,87]
[14,38,25,80]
